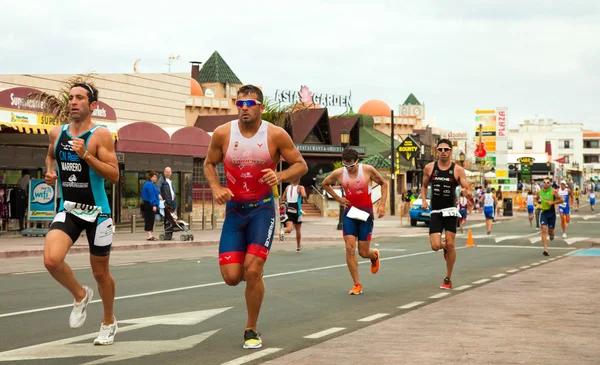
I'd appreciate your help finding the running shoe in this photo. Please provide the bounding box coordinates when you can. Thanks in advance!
[70,286,94,328]
[549,234,555,241]
[296,245,303,252]
[94,317,118,345]
[348,283,363,295]
[562,233,567,238]
[279,231,285,241]
[543,250,550,256]
[371,249,380,274]
[440,277,452,290]
[243,329,262,349]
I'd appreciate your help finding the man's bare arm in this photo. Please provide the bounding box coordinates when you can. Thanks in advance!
[46,127,59,173]
[274,127,308,183]
[299,185,307,199]
[88,128,119,184]
[421,163,432,200]
[368,165,388,206]
[456,165,470,197]
[203,125,226,189]
[322,169,343,202]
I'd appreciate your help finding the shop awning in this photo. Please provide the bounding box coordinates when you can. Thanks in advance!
[116,122,172,155]
[171,126,211,157]
[0,122,51,134]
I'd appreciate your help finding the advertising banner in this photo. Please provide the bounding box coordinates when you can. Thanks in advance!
[28,179,56,221]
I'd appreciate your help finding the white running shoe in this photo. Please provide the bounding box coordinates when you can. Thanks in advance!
[94,317,118,345]
[69,286,94,328]
[279,231,285,241]
[562,233,567,238]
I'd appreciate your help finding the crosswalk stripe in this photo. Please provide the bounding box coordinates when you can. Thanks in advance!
[564,237,589,245]
[529,237,542,244]
[495,232,537,243]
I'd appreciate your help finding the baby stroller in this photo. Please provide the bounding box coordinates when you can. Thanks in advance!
[158,201,194,241]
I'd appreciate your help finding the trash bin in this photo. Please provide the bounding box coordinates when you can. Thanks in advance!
[503,197,513,216]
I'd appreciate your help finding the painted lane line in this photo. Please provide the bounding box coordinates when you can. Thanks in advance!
[0,247,468,319]
[221,348,283,365]
[548,258,556,261]
[472,278,491,284]
[566,249,584,256]
[304,327,346,339]
[113,262,136,266]
[495,232,538,243]
[147,260,170,264]
[520,265,531,269]
[358,313,389,322]
[398,301,424,309]
[429,292,451,299]
[565,237,589,245]
[11,270,47,275]
[506,269,519,273]
[476,245,575,250]
[539,260,548,263]
[492,273,507,278]
[531,263,540,266]
[529,237,542,244]
[453,285,472,291]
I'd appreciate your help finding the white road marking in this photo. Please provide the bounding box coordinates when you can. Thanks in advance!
[476,245,575,250]
[113,262,136,266]
[539,260,548,263]
[377,248,407,252]
[11,270,47,275]
[358,313,390,322]
[221,348,283,365]
[429,292,451,299]
[564,237,589,245]
[520,265,531,269]
[548,258,556,261]
[398,301,424,309]
[472,234,496,239]
[531,262,540,266]
[0,308,230,363]
[492,273,507,278]
[506,269,519,273]
[453,285,472,291]
[529,237,542,244]
[495,233,537,243]
[304,327,346,339]
[582,215,596,220]
[472,278,491,284]
[146,259,170,263]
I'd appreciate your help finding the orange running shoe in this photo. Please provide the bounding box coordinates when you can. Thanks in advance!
[371,249,380,274]
[348,283,363,295]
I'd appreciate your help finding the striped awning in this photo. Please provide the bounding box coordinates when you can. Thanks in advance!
[0,122,118,140]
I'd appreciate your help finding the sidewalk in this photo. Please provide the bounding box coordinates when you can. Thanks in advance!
[0,212,521,259]
[263,254,599,365]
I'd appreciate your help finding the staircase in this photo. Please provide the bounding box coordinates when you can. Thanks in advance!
[302,203,322,217]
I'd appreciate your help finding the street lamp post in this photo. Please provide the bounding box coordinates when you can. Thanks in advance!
[459,151,465,167]
[337,129,350,230]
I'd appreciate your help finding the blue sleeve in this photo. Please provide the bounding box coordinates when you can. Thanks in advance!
[141,182,150,202]
[152,186,160,207]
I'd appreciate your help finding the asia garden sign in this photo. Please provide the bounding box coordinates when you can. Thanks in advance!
[274,86,352,108]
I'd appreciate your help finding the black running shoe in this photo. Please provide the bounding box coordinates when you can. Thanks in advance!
[543,250,549,256]
[243,329,262,349]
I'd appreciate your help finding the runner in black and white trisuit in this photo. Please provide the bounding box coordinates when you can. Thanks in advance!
[44,83,120,345]
[421,139,470,290]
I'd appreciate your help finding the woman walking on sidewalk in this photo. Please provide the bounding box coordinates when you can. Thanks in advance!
[141,171,161,241]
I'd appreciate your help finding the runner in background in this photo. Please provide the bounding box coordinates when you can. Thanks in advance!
[526,190,535,228]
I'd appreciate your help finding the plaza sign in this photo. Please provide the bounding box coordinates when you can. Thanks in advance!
[274,85,352,108]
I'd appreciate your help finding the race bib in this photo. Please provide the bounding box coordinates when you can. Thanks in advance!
[63,200,102,223]
[287,207,298,214]
[432,207,462,218]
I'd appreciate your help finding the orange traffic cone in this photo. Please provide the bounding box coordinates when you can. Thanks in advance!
[466,229,475,247]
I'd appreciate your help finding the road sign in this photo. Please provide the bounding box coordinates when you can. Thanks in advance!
[0,307,232,364]
[397,135,420,162]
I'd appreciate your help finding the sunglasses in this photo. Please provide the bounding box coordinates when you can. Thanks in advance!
[544,181,551,184]
[343,161,358,169]
[235,99,262,108]
[437,147,452,152]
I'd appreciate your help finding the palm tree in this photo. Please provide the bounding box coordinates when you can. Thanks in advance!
[20,73,97,125]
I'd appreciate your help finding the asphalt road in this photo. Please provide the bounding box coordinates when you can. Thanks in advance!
[0,210,597,365]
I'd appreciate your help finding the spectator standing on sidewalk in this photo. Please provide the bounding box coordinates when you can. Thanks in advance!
[142,171,161,241]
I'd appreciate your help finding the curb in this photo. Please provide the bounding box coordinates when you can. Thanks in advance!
[0,236,342,259]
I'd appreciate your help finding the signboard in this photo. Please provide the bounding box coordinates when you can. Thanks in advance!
[295,144,366,154]
[28,179,56,221]
[397,136,420,161]
[474,111,497,170]
[517,157,535,164]
[274,85,352,108]
[443,131,469,141]
[496,108,508,138]
[487,178,518,192]
[0,87,118,133]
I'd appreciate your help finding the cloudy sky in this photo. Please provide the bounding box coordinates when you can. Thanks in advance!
[2,0,599,133]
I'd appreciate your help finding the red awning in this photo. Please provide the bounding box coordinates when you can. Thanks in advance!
[171,126,211,157]
[116,122,172,155]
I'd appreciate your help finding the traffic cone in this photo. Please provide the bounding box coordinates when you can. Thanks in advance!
[466,229,475,247]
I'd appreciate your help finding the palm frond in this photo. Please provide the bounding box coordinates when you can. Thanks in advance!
[262,97,318,129]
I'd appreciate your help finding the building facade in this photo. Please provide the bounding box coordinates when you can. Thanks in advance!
[583,131,600,181]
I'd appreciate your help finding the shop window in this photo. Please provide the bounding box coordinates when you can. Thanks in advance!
[507,140,513,150]
[562,155,570,164]
[560,140,572,149]
[584,140,599,148]
[192,158,225,201]
[584,155,599,163]
[525,141,533,150]
[0,170,23,185]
